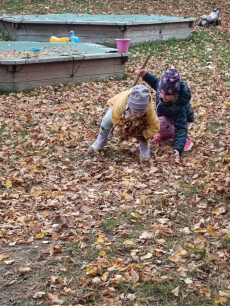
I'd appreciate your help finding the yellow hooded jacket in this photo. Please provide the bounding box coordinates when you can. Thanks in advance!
[107,89,160,139]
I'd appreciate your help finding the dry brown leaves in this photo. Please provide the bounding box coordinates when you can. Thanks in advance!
[0,0,230,305]
[114,116,149,145]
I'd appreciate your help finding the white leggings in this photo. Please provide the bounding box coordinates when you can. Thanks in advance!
[99,108,113,137]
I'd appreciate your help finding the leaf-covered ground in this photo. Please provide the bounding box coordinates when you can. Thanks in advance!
[1,0,230,306]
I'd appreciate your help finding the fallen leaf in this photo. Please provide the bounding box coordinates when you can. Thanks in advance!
[200,288,211,297]
[6,179,12,189]
[140,253,153,260]
[127,293,136,301]
[33,292,46,299]
[5,260,15,265]
[19,266,31,273]
[48,292,64,304]
[155,155,168,162]
[123,240,135,245]
[0,254,10,261]
[150,166,158,173]
[86,267,97,275]
[219,290,230,298]
[92,277,101,284]
[35,233,44,239]
[130,268,139,284]
[50,245,63,256]
[102,287,115,296]
[51,276,59,283]
[99,250,108,257]
[101,271,109,282]
[207,225,219,236]
[171,286,180,297]
[63,287,74,294]
[130,212,139,218]
[184,278,193,284]
[215,295,227,304]
[139,231,154,240]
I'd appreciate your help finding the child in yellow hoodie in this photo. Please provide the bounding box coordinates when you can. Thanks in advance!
[88,85,159,159]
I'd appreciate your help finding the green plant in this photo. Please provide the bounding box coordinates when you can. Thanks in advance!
[103,218,117,231]
[187,183,205,197]
[192,248,206,259]
[208,122,222,134]
[65,242,80,252]
[208,160,216,169]
[0,30,12,41]
[178,213,191,227]
[222,238,230,249]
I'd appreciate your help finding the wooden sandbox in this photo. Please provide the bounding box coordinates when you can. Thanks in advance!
[0,42,130,91]
[0,14,196,45]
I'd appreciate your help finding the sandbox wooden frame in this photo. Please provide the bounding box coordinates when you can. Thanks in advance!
[0,53,129,91]
[0,15,196,44]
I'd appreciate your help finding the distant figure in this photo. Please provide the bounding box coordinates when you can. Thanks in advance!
[198,7,221,27]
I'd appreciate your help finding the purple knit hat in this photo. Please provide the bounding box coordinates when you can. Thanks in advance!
[159,68,181,95]
[127,85,150,113]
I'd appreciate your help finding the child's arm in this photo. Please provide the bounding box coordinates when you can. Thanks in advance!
[137,68,160,91]
[142,72,160,91]
[173,108,188,153]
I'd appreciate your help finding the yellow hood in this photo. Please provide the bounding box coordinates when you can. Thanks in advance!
[107,89,159,139]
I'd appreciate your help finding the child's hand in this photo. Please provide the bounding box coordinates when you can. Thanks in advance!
[173,150,180,160]
[137,68,146,78]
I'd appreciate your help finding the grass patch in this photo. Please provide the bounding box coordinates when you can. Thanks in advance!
[0,30,12,41]
[177,212,191,227]
[206,93,217,100]
[20,300,31,306]
[62,149,84,161]
[207,160,216,169]
[103,218,117,231]
[65,241,99,262]
[129,31,212,63]
[186,183,206,197]
[114,73,128,81]
[0,124,7,134]
[221,238,230,250]
[191,248,206,259]
[0,88,33,96]
[208,122,222,134]
[16,131,29,138]
[222,77,230,82]
[114,243,135,254]
[65,241,80,252]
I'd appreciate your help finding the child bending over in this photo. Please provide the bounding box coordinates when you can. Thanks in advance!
[88,85,160,160]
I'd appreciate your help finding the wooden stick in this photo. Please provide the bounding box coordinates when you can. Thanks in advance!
[133,54,151,86]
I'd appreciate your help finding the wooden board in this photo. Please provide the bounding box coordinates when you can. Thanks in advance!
[0,57,126,91]
[13,72,124,90]
[0,20,193,44]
